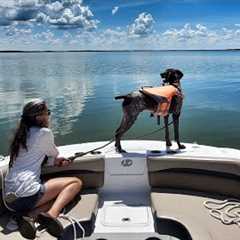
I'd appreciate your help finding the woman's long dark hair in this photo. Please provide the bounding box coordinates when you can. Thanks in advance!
[9,99,48,168]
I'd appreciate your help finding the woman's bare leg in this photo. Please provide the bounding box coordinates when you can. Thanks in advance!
[28,200,54,218]
[35,177,82,218]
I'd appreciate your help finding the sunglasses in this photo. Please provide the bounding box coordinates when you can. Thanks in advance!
[38,109,51,116]
[39,110,51,116]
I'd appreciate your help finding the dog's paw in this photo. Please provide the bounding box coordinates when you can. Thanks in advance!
[115,147,127,153]
[166,141,172,147]
[120,149,127,153]
[178,144,186,149]
[166,146,177,154]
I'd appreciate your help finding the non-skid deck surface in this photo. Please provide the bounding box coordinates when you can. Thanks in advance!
[151,190,240,240]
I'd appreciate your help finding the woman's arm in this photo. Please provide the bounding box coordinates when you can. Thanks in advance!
[39,128,74,167]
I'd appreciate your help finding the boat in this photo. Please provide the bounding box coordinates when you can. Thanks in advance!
[0,140,240,240]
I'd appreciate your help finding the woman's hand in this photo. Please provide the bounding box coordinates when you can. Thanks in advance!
[54,156,72,167]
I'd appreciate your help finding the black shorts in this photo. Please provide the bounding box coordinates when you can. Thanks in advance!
[7,185,45,215]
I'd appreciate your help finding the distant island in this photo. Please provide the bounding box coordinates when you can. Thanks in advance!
[0,49,240,53]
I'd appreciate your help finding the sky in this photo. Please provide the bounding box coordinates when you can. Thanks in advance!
[0,0,240,50]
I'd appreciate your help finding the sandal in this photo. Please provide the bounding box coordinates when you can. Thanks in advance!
[17,216,36,239]
[37,212,64,237]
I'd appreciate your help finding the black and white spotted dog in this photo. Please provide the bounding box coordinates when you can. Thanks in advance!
[114,68,186,153]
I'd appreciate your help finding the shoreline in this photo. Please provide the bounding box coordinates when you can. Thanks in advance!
[0,49,239,53]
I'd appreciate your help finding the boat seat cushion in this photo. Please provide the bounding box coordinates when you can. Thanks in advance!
[41,155,105,189]
[151,189,240,240]
[147,156,240,177]
[147,156,240,198]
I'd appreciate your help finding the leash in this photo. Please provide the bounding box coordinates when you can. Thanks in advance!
[59,213,85,240]
[68,121,174,160]
[134,121,173,139]
[36,213,86,240]
[68,139,115,161]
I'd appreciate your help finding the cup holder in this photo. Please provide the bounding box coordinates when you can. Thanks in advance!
[150,150,162,154]
[121,217,131,222]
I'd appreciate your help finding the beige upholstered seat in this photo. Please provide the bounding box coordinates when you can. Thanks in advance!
[151,189,240,240]
[148,156,240,240]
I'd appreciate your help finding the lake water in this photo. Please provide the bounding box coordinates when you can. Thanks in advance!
[0,51,240,155]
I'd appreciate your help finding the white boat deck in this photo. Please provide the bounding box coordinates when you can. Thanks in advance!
[57,140,240,239]
[1,140,240,239]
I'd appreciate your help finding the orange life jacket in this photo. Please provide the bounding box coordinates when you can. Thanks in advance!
[141,85,181,116]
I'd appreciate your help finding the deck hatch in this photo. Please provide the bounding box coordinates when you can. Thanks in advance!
[102,206,149,227]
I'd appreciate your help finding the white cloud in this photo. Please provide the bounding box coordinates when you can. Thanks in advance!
[2,18,240,50]
[0,0,39,25]
[0,1,17,7]
[45,1,64,14]
[128,12,154,37]
[4,22,32,36]
[36,1,99,29]
[160,23,240,49]
[112,6,119,15]
[0,8,11,26]
[16,0,39,8]
[0,0,99,30]
[162,23,212,42]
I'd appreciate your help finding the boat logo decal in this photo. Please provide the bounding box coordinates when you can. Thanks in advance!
[121,159,133,167]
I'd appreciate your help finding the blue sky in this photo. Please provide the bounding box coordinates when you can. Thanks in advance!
[0,0,240,50]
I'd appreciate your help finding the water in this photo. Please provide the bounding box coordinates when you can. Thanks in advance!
[0,51,240,155]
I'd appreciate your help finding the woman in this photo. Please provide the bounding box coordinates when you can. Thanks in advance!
[4,99,82,239]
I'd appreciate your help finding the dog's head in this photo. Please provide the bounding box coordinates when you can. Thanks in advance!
[160,69,183,84]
